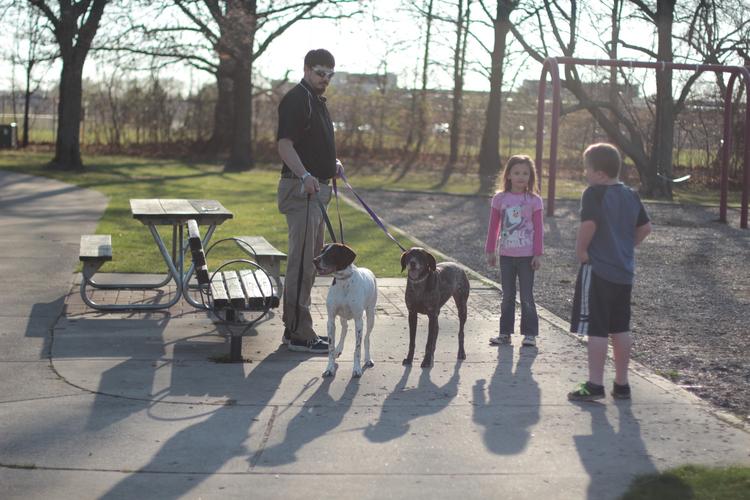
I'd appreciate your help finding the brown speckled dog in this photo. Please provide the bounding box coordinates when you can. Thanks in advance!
[401,247,470,367]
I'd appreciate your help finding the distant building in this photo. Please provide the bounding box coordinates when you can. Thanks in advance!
[519,79,640,103]
[334,72,398,93]
[272,72,399,96]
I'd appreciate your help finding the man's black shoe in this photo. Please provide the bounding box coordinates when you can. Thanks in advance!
[282,327,328,346]
[287,337,329,353]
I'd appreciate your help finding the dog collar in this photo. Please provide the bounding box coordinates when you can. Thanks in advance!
[408,273,429,284]
[333,268,354,281]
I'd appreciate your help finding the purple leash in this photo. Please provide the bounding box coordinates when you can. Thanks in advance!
[334,164,407,252]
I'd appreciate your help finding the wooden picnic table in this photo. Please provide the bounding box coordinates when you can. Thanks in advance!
[130,199,233,226]
[79,199,233,311]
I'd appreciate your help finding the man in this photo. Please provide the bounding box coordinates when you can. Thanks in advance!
[276,49,338,353]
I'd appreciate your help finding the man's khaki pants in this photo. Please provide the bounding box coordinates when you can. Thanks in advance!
[277,177,332,342]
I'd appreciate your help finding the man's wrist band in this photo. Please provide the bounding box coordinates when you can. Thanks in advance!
[300,171,312,182]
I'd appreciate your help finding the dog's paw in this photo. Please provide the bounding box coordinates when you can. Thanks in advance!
[322,365,337,378]
[364,360,374,368]
[457,350,466,360]
[420,358,433,368]
[352,367,363,378]
[402,358,413,366]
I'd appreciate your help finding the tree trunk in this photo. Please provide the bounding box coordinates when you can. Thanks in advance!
[440,0,471,187]
[478,1,515,194]
[448,0,465,169]
[50,56,85,170]
[644,0,676,198]
[23,65,33,148]
[224,57,254,171]
[412,0,434,162]
[31,0,108,171]
[207,59,234,155]
[395,0,434,179]
[222,1,256,172]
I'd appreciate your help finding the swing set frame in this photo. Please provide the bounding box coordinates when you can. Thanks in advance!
[534,57,750,229]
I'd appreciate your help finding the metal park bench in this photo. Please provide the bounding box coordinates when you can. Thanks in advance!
[187,220,285,361]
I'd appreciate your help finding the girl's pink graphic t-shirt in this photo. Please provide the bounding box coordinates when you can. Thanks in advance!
[484,191,544,257]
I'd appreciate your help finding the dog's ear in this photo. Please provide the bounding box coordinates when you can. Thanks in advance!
[335,244,357,270]
[400,249,411,272]
[424,249,437,272]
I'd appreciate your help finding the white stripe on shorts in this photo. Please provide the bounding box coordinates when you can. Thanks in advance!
[578,264,592,336]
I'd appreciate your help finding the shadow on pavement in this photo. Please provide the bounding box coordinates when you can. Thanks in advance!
[472,344,540,455]
[253,376,361,467]
[23,297,67,357]
[363,363,461,443]
[99,348,293,499]
[573,400,658,500]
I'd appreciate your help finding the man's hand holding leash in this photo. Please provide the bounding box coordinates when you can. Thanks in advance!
[301,171,320,194]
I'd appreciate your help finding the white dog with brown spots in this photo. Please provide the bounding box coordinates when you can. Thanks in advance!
[313,243,377,378]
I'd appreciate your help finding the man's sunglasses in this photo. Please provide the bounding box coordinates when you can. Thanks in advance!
[313,68,335,79]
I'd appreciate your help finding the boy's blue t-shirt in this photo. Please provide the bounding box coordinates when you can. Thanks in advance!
[580,183,650,285]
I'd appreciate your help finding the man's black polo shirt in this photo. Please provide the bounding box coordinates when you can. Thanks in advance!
[277,79,337,180]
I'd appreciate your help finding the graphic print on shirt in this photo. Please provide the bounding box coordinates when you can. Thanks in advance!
[501,204,532,249]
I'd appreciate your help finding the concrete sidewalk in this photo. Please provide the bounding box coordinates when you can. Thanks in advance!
[1,170,748,500]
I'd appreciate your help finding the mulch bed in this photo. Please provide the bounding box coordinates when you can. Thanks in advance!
[358,189,750,422]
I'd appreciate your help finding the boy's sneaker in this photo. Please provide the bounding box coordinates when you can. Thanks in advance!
[489,334,511,345]
[522,335,537,347]
[611,382,631,400]
[288,337,329,353]
[567,381,605,401]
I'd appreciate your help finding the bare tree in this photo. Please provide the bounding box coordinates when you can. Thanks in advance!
[28,0,110,170]
[114,1,360,172]
[510,0,747,199]
[626,0,677,197]
[5,2,57,147]
[436,0,472,187]
[477,0,518,194]
[409,0,435,168]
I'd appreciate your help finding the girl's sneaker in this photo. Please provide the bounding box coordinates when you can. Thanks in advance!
[611,382,631,399]
[489,334,511,345]
[522,335,537,346]
[567,381,605,401]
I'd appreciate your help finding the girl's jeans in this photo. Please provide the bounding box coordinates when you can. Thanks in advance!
[499,255,539,336]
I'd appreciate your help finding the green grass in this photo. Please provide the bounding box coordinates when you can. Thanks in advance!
[621,465,750,500]
[0,151,415,277]
[656,369,681,382]
[0,150,742,276]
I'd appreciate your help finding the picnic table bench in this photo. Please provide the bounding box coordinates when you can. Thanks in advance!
[186,220,286,361]
[77,198,288,361]
[78,199,234,311]
[79,234,113,277]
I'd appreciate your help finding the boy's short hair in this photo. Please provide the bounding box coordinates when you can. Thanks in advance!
[304,49,335,68]
[583,143,621,178]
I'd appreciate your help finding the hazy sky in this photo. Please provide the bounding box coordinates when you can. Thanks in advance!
[0,1,736,98]
[0,0,534,95]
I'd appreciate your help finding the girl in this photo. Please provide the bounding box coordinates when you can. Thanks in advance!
[484,155,544,346]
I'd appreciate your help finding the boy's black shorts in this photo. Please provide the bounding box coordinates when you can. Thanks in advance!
[570,264,632,338]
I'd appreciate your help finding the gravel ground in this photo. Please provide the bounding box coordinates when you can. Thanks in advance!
[356,189,750,422]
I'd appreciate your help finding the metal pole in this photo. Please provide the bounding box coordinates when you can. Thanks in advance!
[535,65,549,194]
[720,74,736,223]
[548,61,561,217]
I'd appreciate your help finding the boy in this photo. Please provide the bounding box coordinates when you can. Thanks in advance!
[568,143,652,401]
